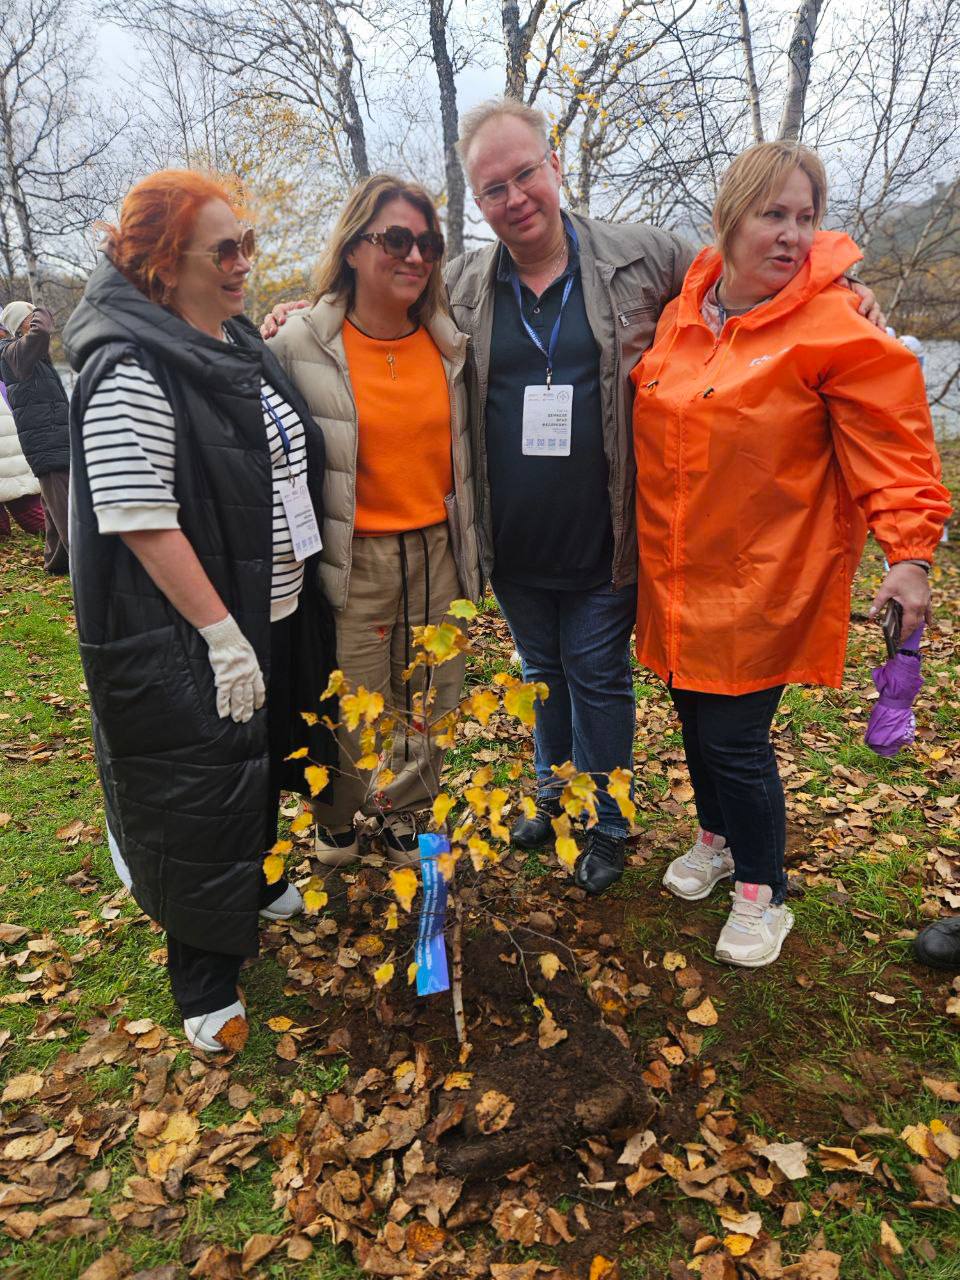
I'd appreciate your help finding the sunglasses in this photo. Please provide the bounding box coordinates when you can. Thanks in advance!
[183,226,256,273]
[357,226,445,263]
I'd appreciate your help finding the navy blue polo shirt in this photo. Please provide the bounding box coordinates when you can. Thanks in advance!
[485,222,612,591]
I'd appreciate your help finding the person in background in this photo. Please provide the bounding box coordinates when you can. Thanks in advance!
[63,169,334,1054]
[0,301,71,573]
[0,369,45,542]
[631,141,951,968]
[265,175,481,868]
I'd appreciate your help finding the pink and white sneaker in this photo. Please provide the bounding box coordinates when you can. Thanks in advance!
[715,882,794,968]
[662,830,735,900]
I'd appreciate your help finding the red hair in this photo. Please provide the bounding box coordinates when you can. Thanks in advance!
[100,169,246,304]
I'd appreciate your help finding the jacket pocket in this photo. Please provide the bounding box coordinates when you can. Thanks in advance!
[443,491,469,597]
[80,625,218,759]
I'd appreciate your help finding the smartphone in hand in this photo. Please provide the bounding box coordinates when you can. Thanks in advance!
[881,599,903,658]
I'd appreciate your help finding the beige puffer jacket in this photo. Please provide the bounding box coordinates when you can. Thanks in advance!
[0,390,40,504]
[267,295,481,611]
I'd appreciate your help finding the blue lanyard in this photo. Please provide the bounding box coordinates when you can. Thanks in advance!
[260,389,293,463]
[509,243,576,388]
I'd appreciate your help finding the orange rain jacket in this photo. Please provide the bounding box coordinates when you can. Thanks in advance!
[631,231,951,695]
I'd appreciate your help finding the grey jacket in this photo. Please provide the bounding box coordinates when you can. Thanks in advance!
[268,295,481,610]
[445,210,695,589]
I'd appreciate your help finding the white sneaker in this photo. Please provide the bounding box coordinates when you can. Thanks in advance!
[313,826,360,867]
[183,999,247,1053]
[259,882,303,921]
[715,882,794,968]
[663,830,734,900]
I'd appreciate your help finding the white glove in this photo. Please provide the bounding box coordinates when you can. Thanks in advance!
[199,613,266,724]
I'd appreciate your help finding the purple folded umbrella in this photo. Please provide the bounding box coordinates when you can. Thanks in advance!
[865,624,924,757]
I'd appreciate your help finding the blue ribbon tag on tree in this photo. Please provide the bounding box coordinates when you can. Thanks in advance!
[415,833,450,996]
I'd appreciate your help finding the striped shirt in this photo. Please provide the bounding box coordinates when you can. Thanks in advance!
[81,356,309,621]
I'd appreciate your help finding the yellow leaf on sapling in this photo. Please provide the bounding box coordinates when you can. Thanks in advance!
[303,888,328,913]
[284,746,309,759]
[606,766,637,822]
[263,854,285,885]
[270,840,293,855]
[433,793,455,828]
[390,866,419,912]
[407,961,419,985]
[374,962,394,988]
[320,670,346,699]
[447,598,477,620]
[304,765,330,796]
[290,810,314,833]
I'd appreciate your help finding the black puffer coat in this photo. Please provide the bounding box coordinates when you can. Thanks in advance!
[0,338,70,476]
[64,259,337,956]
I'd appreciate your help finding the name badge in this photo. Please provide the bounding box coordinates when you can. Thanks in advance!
[280,478,323,561]
[522,384,573,457]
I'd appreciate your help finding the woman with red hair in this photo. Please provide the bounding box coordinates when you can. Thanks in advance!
[64,170,336,1052]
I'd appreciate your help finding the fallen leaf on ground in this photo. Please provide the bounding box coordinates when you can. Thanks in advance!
[687,997,718,1026]
[758,1140,810,1180]
[475,1090,515,1134]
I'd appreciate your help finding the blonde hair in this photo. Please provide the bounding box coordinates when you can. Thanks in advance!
[457,98,550,176]
[312,174,447,323]
[713,142,828,258]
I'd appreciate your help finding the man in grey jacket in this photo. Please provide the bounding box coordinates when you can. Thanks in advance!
[444,99,692,894]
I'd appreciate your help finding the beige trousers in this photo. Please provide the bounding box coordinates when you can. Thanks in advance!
[312,521,466,829]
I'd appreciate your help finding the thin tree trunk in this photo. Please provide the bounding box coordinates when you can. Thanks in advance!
[737,0,764,144]
[777,0,822,142]
[429,0,464,258]
[0,102,44,304]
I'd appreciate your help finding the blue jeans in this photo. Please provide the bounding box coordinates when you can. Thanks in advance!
[491,577,636,836]
[668,684,787,900]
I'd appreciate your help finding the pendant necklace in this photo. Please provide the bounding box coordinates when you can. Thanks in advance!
[347,314,418,381]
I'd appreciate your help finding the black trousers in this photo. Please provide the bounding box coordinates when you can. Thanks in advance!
[167,614,293,1018]
[668,683,787,901]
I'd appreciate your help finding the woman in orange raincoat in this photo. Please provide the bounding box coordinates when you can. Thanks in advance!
[631,142,951,969]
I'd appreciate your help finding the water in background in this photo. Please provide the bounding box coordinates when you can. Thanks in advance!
[922,341,960,440]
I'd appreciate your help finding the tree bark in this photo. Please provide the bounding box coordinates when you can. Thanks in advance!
[777,0,822,141]
[429,0,464,258]
[737,0,764,144]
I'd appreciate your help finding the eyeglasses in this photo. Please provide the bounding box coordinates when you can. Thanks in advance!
[356,226,445,263]
[182,226,256,272]
[475,153,551,208]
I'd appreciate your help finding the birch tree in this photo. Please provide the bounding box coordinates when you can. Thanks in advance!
[1,0,125,302]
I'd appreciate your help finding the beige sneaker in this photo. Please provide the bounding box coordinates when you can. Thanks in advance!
[715,882,794,968]
[313,826,360,867]
[380,814,420,867]
[663,830,734,900]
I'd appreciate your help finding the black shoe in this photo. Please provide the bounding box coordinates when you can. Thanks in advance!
[574,830,626,896]
[511,796,562,849]
[913,917,960,971]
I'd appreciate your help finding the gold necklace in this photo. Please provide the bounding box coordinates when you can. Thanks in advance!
[347,314,417,381]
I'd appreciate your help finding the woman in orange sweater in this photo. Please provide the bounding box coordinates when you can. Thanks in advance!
[631,142,950,968]
[268,177,481,865]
